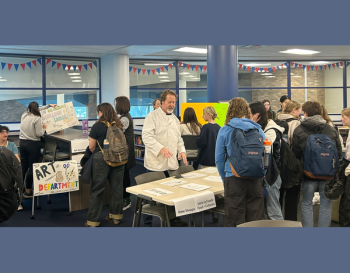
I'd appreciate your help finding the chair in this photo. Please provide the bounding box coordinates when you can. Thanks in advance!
[167,165,194,177]
[237,220,303,227]
[181,135,200,162]
[207,196,225,227]
[133,172,176,227]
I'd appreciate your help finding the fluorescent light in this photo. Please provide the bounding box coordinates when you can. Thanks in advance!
[173,47,207,54]
[262,73,273,76]
[72,80,82,82]
[309,61,330,64]
[179,72,190,75]
[68,73,80,75]
[266,76,276,78]
[193,78,200,80]
[185,75,195,78]
[156,72,168,75]
[244,63,271,66]
[0,76,2,78]
[292,76,301,78]
[158,76,169,79]
[339,66,344,68]
[160,80,170,82]
[70,76,81,79]
[279,49,320,55]
[188,99,192,100]
[144,63,171,66]
[0,79,7,81]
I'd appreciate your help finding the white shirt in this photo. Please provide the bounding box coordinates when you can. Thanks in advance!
[142,107,186,171]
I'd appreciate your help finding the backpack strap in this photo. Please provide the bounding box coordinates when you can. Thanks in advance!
[96,140,105,155]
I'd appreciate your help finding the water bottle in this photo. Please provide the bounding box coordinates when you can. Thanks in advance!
[103,139,109,149]
[263,139,272,169]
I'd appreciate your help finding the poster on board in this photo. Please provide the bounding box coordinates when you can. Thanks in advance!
[33,161,79,197]
[41,101,79,134]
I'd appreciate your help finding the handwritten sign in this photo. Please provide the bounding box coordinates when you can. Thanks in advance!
[33,161,79,196]
[41,101,79,134]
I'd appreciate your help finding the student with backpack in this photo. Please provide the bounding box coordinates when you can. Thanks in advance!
[276,100,302,221]
[215,98,266,227]
[292,101,342,227]
[86,103,126,227]
[249,102,285,220]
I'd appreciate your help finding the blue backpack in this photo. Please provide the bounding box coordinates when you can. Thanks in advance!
[301,124,338,180]
[226,125,265,179]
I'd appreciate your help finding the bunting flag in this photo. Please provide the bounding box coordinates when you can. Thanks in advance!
[46,58,51,65]
[133,67,137,73]
[178,62,182,67]
[272,67,276,72]
[268,68,272,73]
[73,65,77,71]
[20,63,25,70]
[204,66,207,72]
[243,66,246,71]
[147,69,150,75]
[165,66,168,71]
[62,64,67,70]
[78,65,82,71]
[57,63,61,69]
[129,66,132,72]
[137,68,141,74]
[8,64,12,70]
[1,62,5,70]
[191,65,195,71]
[200,65,204,71]
[187,64,191,70]
[264,68,268,73]
[156,68,160,74]
[26,62,31,69]
[142,69,146,75]
[332,64,335,69]
[303,65,306,70]
[195,65,199,71]
[32,60,37,67]
[160,67,164,72]
[83,64,87,70]
[239,64,242,69]
[336,63,339,68]
[168,64,172,69]
[299,64,302,69]
[37,58,42,65]
[291,62,294,67]
[88,63,93,69]
[52,61,56,67]
[247,67,251,72]
[14,64,19,71]
[93,61,97,67]
[67,65,72,71]
[151,69,155,75]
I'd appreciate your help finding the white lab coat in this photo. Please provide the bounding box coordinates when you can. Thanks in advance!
[142,107,186,171]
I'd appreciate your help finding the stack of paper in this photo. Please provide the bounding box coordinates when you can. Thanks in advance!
[180,183,211,191]
[181,173,206,179]
[203,176,222,183]
[160,179,187,187]
[198,167,218,173]
[143,188,174,196]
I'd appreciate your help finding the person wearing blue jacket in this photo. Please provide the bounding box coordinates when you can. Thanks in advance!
[215,97,266,227]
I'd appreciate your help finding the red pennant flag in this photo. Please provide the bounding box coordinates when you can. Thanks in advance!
[8,63,12,70]
[340,62,343,66]
[46,58,51,65]
[272,67,276,72]
[67,65,72,71]
[151,69,155,75]
[281,64,284,69]
[169,64,173,69]
[264,68,268,73]
[78,65,82,71]
[133,67,137,73]
[307,65,310,71]
[332,63,335,69]
[160,67,164,72]
[255,67,259,72]
[187,64,191,70]
[32,60,37,67]
[204,66,207,72]
[88,63,93,69]
[57,63,61,69]
[247,67,251,72]
[315,66,318,71]
[239,64,242,69]
[195,65,199,71]
[142,69,146,75]
[299,64,302,69]
[178,62,182,67]
[20,63,25,70]
[324,65,327,70]
[291,62,294,66]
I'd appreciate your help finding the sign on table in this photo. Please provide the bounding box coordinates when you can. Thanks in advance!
[160,179,187,187]
[180,183,211,191]
[71,138,89,153]
[198,167,218,173]
[171,191,216,217]
[33,161,79,197]
[143,188,174,197]
[203,176,222,183]
[41,101,79,134]
[181,173,206,179]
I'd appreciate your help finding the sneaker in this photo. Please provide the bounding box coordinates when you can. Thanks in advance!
[170,217,187,227]
[123,198,131,210]
[85,222,97,227]
[106,216,121,225]
[17,204,23,211]
[23,191,33,198]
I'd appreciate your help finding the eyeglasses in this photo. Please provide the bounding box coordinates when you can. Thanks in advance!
[0,130,9,134]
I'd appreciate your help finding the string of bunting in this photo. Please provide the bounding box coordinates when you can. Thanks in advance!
[129,62,208,75]
[0,58,98,71]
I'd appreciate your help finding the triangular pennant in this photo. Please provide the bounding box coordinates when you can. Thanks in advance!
[340,62,343,66]
[151,69,155,75]
[291,62,294,66]
[182,63,186,69]
[93,61,97,67]
[73,65,77,71]
[52,61,56,67]
[336,63,339,68]
[277,66,280,71]
[14,64,19,71]
[88,63,92,69]
[299,64,302,69]
[200,66,203,71]
[138,68,141,74]
[172,62,176,67]
[1,62,6,70]
[168,64,173,69]
[243,66,246,71]
[57,63,62,69]
[315,66,318,71]
[78,65,82,71]
[247,67,250,72]
[83,64,87,70]
[281,64,284,69]
[310,65,314,71]
[165,66,168,71]
[324,65,327,70]
[32,60,37,67]
[156,68,160,74]
[67,65,72,71]
[195,65,199,71]
[129,66,132,72]
[204,66,207,72]
[272,67,276,72]
[239,64,242,70]
[26,62,31,69]
[160,67,164,72]
[259,68,263,72]
[332,63,335,69]
[133,67,137,73]
[37,58,42,65]
[295,63,298,69]
[187,64,191,70]
[307,65,311,71]
[191,65,195,71]
[328,64,331,70]
[284,62,288,67]
[46,58,51,65]
[268,68,272,73]
[20,63,25,70]
[251,67,255,72]
[8,63,12,70]
[264,68,268,73]
[62,64,67,70]
[347,62,350,67]
[303,65,306,70]
[147,69,150,75]
[319,66,322,71]
[142,69,146,75]
[179,62,183,67]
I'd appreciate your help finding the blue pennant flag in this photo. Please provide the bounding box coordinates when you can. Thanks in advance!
[1,62,6,70]
[156,68,160,74]
[199,66,203,71]
[347,62,350,67]
[62,64,67,70]
[277,66,280,71]
[243,66,246,71]
[147,69,151,75]
[295,63,298,68]
[14,64,19,71]
[303,65,306,70]
[84,64,88,71]
[251,67,255,72]
[320,65,323,70]
[284,62,288,67]
[129,66,132,72]
[191,65,195,71]
[37,58,42,65]
[73,65,77,71]
[268,68,272,73]
[336,63,339,67]
[93,61,97,68]
[182,63,186,69]
[165,66,168,71]
[260,68,263,72]
[328,64,331,69]
[311,65,314,71]
[52,61,56,67]
[26,62,31,69]
[137,68,141,74]
[172,62,176,67]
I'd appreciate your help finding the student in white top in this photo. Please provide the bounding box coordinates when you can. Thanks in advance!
[180,107,202,158]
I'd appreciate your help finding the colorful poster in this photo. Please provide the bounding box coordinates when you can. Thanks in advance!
[41,101,79,134]
[214,103,229,127]
[33,161,79,197]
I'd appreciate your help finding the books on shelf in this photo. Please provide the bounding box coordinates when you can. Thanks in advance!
[135,148,145,159]
[135,135,144,146]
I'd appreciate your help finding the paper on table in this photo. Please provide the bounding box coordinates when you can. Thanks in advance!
[143,188,174,197]
[181,173,206,179]
[160,179,187,187]
[203,176,223,183]
[71,154,84,174]
[71,138,89,153]
[198,167,218,173]
[180,183,211,191]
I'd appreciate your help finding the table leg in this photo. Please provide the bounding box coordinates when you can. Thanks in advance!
[202,211,204,227]
[132,198,140,227]
[164,205,171,228]
[136,199,143,227]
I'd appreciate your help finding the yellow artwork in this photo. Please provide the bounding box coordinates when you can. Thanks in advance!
[181,103,215,125]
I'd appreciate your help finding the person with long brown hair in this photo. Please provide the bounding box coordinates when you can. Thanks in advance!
[215,97,266,227]
[86,102,125,227]
[20,101,56,198]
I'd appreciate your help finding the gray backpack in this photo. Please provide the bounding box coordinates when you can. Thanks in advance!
[97,121,128,167]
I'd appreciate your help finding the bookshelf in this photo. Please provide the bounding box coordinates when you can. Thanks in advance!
[134,129,145,164]
[338,126,349,148]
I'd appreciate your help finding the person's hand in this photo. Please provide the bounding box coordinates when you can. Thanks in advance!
[160,147,173,159]
[178,152,188,165]
[49,104,58,108]
[43,123,47,130]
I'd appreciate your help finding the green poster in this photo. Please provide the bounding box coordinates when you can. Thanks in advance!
[214,103,229,127]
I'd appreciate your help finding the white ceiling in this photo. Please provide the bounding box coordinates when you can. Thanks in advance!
[1,45,350,61]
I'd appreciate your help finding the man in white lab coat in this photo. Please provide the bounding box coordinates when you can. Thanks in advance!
[141,89,188,227]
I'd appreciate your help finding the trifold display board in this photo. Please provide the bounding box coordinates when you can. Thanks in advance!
[181,103,228,127]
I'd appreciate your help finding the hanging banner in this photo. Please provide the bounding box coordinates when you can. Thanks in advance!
[41,101,79,135]
[33,161,79,197]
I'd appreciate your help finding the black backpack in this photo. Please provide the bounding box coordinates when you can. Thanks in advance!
[264,128,282,186]
[0,147,23,223]
[275,118,297,143]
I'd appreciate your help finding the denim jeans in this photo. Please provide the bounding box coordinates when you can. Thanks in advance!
[265,175,283,220]
[87,152,125,226]
[301,180,332,227]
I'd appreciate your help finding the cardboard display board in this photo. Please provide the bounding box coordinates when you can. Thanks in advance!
[41,101,79,134]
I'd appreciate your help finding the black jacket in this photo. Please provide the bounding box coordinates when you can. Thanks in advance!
[122,113,136,170]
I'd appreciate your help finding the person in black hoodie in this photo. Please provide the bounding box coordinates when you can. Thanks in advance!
[292,101,342,227]
[115,96,136,211]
